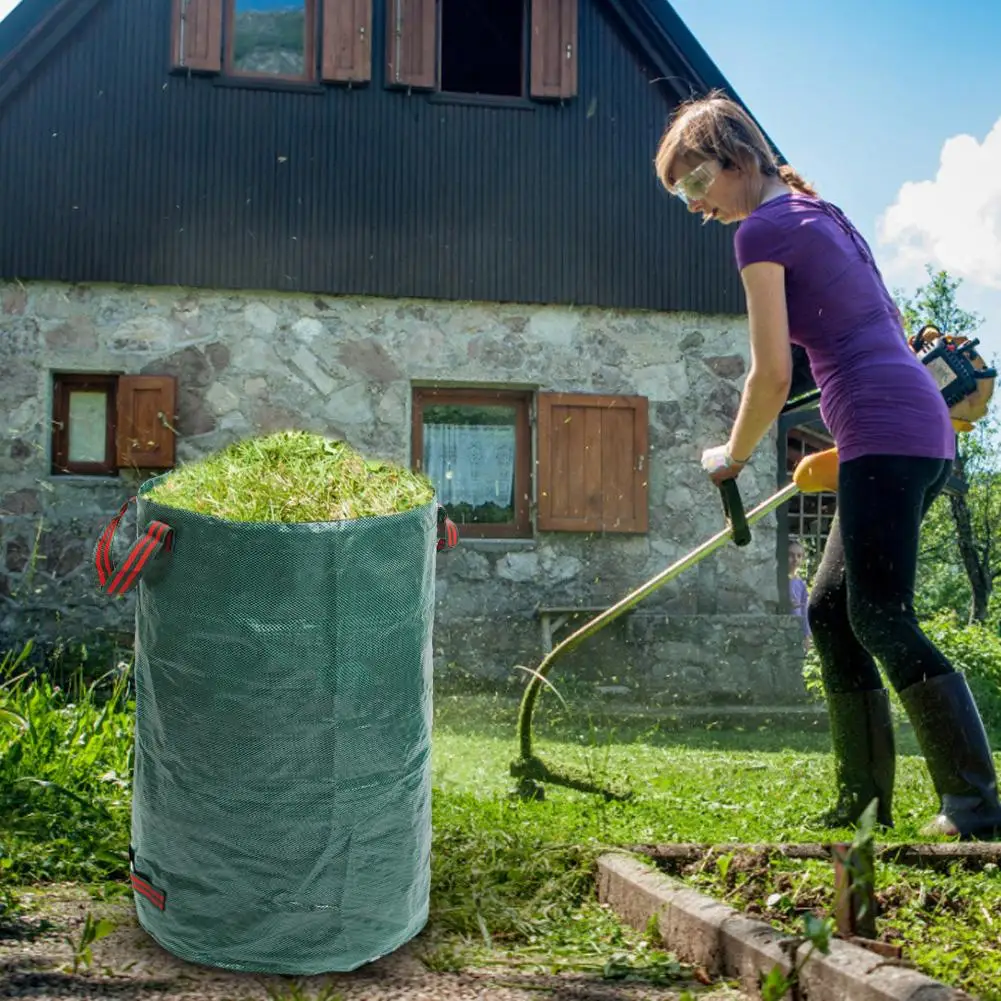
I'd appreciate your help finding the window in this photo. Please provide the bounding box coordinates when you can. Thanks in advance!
[412,388,532,538]
[784,427,836,574]
[52,375,118,476]
[386,0,578,100]
[171,0,372,84]
[228,0,315,81]
[440,0,525,98]
[171,0,574,95]
[411,388,649,539]
[51,374,178,477]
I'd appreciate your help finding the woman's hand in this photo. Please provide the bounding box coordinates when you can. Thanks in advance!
[701,444,747,485]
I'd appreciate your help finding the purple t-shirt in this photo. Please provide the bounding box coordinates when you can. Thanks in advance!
[734,194,955,463]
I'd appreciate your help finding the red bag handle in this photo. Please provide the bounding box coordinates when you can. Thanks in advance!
[94,498,174,596]
[96,499,447,591]
[436,506,459,552]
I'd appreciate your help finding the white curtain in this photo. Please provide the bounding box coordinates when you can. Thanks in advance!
[423,424,515,508]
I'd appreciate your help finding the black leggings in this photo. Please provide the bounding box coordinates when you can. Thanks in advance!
[807,454,955,695]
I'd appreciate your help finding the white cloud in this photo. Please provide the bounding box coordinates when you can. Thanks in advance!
[877,117,1001,362]
[878,117,1001,290]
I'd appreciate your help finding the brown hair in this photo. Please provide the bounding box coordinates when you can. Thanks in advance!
[654,89,817,198]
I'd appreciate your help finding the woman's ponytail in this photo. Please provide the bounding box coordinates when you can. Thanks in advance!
[778,164,818,197]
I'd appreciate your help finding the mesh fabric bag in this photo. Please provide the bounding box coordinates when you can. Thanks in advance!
[94,477,455,974]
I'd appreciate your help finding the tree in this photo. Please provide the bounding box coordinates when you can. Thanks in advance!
[896,266,1000,623]
[896,266,983,339]
[916,419,1001,623]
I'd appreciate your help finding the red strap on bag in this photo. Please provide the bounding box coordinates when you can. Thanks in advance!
[128,846,167,910]
[436,506,459,552]
[94,498,173,596]
[130,871,167,910]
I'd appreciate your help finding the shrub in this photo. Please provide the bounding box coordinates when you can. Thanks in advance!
[0,880,18,926]
[799,612,1001,741]
[920,611,1001,737]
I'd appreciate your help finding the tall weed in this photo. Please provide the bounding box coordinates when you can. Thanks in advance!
[1,644,132,884]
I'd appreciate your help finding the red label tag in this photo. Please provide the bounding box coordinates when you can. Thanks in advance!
[130,871,166,911]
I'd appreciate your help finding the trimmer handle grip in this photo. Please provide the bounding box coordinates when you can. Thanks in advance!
[718,479,751,547]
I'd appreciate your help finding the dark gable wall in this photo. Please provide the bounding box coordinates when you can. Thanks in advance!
[0,0,744,314]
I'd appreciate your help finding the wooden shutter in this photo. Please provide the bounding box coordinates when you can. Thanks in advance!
[171,0,223,72]
[537,393,648,533]
[385,0,436,89]
[530,0,578,99]
[323,0,372,82]
[116,376,178,470]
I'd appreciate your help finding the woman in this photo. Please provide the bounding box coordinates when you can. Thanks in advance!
[654,90,1001,839]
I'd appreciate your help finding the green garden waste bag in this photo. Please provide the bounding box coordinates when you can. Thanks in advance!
[93,475,458,975]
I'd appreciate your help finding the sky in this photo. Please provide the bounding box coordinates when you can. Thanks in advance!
[668,0,1001,363]
[1,0,998,362]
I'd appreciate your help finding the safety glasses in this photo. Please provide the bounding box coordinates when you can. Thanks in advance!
[671,160,722,204]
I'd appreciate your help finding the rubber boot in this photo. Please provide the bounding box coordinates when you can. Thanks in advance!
[898,672,1001,839]
[815,689,895,829]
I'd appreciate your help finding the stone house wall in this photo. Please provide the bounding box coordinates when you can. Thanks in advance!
[0,280,806,703]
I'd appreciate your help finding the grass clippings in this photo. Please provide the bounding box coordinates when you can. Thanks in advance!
[146,431,434,524]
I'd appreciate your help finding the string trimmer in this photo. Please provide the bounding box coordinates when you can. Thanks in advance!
[510,326,995,801]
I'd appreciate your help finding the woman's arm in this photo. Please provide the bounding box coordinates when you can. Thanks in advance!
[727,261,794,463]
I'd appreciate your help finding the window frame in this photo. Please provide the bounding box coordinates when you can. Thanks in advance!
[775,413,837,608]
[436,0,529,102]
[224,0,319,84]
[385,0,577,103]
[411,386,533,539]
[784,427,837,575]
[51,373,119,477]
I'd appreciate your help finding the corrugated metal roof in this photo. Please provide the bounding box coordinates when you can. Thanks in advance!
[0,0,757,314]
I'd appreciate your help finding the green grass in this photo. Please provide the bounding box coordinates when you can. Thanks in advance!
[433,690,996,845]
[4,652,1001,995]
[430,693,1001,997]
[145,432,434,523]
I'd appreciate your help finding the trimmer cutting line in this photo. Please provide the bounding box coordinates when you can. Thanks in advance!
[510,326,996,801]
[509,459,821,802]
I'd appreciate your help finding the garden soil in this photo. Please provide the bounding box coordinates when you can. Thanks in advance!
[0,886,748,1001]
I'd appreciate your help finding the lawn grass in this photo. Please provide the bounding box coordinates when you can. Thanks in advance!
[433,691,956,844]
[3,654,1000,996]
[145,431,434,522]
[431,692,1001,998]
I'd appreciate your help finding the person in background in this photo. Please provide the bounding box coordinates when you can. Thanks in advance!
[654,89,1001,839]
[788,540,811,652]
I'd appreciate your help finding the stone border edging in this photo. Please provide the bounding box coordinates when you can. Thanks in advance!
[596,852,976,1001]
